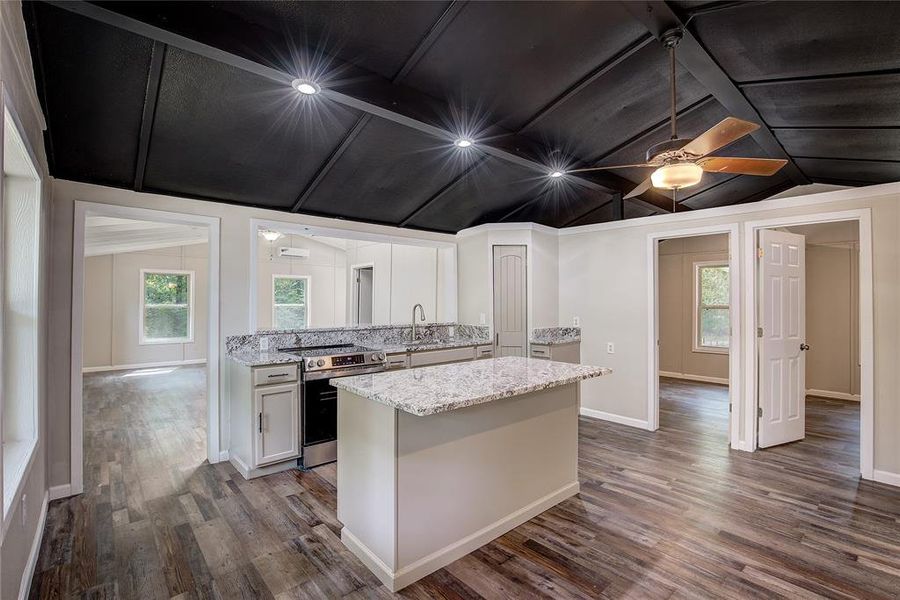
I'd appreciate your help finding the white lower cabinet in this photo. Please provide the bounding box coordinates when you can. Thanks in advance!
[254,383,300,466]
[530,342,580,363]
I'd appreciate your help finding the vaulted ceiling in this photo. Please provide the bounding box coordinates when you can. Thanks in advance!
[24,1,900,233]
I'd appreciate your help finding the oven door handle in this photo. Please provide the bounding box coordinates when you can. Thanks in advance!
[302,364,386,381]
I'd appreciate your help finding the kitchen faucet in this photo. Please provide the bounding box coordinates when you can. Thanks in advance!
[411,303,426,341]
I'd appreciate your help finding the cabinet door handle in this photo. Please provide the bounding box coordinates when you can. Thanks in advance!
[258,412,263,433]
[267,373,287,378]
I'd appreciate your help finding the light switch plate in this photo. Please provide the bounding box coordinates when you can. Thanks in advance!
[607,342,615,354]
[573,316,580,327]
[260,336,269,351]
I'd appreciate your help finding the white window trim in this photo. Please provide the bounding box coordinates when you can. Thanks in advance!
[139,268,195,345]
[1,92,43,535]
[692,260,730,354]
[272,274,310,329]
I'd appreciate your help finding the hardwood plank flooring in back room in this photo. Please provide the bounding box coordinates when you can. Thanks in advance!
[30,371,900,599]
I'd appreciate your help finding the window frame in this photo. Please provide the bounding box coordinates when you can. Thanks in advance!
[139,268,195,345]
[272,274,310,330]
[692,260,730,354]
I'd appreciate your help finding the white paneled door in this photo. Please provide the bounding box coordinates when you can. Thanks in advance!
[493,245,527,357]
[758,229,807,448]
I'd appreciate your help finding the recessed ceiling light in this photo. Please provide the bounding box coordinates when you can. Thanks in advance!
[454,138,474,148]
[549,170,564,178]
[292,79,321,95]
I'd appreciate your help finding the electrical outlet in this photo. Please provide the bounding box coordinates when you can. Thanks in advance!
[573,316,580,327]
[260,336,269,351]
[448,326,455,338]
[607,342,615,354]
[479,313,486,325]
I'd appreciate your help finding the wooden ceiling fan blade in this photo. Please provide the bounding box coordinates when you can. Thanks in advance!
[680,117,759,158]
[623,177,652,199]
[698,156,788,176]
[565,163,654,174]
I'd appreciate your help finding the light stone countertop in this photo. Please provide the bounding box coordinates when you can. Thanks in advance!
[530,327,581,346]
[227,337,491,367]
[331,356,611,416]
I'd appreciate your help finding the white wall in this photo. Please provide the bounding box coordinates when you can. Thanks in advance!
[456,225,560,335]
[558,185,900,477]
[658,234,729,381]
[83,243,209,369]
[1,1,52,597]
[256,234,346,329]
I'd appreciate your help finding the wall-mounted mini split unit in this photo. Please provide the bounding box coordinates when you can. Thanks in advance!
[277,247,310,258]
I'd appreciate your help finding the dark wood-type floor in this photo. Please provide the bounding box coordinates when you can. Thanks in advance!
[30,370,900,599]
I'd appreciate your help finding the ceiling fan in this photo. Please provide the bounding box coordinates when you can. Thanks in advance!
[567,29,787,204]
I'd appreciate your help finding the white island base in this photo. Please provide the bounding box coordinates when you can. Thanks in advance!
[336,383,580,592]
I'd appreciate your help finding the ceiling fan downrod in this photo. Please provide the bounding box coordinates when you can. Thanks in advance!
[661,28,683,142]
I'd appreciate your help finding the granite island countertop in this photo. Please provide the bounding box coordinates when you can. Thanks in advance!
[227,337,491,367]
[331,356,611,416]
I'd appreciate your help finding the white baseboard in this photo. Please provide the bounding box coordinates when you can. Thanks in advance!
[48,484,73,501]
[873,470,900,488]
[19,490,49,600]
[217,450,230,463]
[82,358,206,373]
[659,370,729,386]
[341,481,579,592]
[806,388,860,402]
[580,407,651,430]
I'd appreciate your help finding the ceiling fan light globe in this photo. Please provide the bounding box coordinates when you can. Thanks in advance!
[650,162,703,190]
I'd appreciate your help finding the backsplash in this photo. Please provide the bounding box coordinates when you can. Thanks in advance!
[226,323,489,354]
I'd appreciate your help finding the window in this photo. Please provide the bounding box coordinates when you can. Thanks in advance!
[694,262,730,352]
[2,105,42,517]
[273,275,309,329]
[140,269,194,344]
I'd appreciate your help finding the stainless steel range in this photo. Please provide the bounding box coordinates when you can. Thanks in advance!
[281,344,386,468]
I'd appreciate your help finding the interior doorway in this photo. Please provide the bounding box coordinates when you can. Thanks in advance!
[744,209,873,479]
[755,220,862,474]
[70,202,221,497]
[351,264,374,325]
[656,234,732,443]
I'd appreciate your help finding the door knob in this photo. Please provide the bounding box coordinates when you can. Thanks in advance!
[800,343,810,351]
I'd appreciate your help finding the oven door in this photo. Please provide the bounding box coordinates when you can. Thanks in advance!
[301,377,338,448]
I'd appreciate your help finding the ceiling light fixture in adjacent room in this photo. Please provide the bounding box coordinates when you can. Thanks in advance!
[292,79,321,95]
[259,229,283,242]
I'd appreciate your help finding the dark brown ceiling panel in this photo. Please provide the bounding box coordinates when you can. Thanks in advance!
[144,47,361,209]
[775,129,900,163]
[795,158,900,185]
[690,1,900,82]
[742,75,900,128]
[213,1,452,80]
[405,157,546,232]
[402,2,647,131]
[299,116,470,225]
[24,2,153,187]
[523,41,708,161]
[564,199,621,227]
[681,173,793,210]
[492,185,615,229]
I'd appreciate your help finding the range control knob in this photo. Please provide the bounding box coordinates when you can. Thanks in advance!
[307,359,315,369]
[371,353,379,361]
[377,353,385,360]
[316,358,325,367]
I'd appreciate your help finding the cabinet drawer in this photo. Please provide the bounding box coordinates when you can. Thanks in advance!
[253,364,298,386]
[410,346,475,367]
[530,344,551,359]
[475,345,494,359]
[386,353,409,369]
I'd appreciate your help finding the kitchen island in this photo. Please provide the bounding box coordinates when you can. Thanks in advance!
[331,356,611,591]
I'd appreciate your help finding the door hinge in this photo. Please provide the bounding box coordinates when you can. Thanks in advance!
[757,327,763,338]
[757,247,764,258]
[757,406,763,418]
